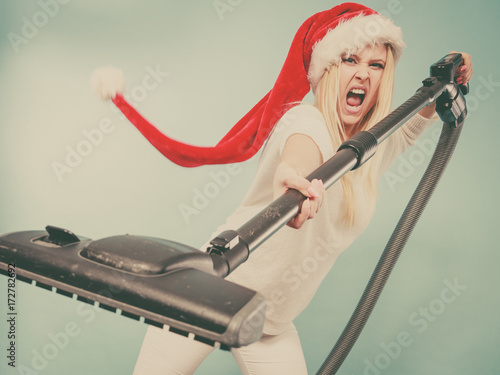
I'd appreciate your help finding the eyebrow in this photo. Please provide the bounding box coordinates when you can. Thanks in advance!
[346,54,386,64]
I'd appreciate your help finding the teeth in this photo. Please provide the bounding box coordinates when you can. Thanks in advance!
[350,88,366,95]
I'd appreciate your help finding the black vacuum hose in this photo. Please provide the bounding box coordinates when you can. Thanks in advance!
[316,122,463,374]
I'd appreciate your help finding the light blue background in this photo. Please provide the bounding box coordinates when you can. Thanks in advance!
[0,1,499,374]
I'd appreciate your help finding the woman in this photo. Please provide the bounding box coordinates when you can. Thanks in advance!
[93,3,473,374]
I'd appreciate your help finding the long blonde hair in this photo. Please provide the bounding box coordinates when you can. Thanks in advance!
[314,45,395,226]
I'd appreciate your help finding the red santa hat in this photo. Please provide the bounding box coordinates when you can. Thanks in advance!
[91,2,404,167]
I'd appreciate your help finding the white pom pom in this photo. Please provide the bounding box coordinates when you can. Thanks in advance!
[90,65,125,101]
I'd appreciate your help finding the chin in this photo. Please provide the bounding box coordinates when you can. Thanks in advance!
[341,114,362,129]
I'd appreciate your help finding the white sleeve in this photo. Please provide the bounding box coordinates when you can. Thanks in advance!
[398,112,440,148]
[380,112,440,173]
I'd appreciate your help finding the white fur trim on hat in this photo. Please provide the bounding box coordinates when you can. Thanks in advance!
[308,14,405,92]
[90,65,125,101]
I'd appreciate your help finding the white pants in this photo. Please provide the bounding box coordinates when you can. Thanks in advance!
[133,324,308,375]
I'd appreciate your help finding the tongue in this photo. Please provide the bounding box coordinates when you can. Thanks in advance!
[347,93,362,107]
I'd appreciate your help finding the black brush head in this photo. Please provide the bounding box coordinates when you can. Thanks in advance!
[0,227,266,348]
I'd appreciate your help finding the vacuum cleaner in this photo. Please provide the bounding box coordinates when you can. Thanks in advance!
[0,53,468,373]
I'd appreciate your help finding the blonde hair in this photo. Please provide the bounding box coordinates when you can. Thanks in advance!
[314,45,395,226]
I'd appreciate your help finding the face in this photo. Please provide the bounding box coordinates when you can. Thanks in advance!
[338,44,387,135]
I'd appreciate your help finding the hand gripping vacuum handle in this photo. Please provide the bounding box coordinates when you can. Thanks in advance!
[208,53,467,279]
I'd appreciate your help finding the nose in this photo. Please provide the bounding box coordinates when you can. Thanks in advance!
[355,64,369,81]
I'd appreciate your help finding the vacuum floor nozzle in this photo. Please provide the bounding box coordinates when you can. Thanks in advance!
[0,226,266,349]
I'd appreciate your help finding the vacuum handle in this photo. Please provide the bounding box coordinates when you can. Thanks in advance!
[430,52,463,83]
[209,53,466,277]
[233,88,442,255]
[237,148,358,250]
[209,89,440,277]
[209,148,359,277]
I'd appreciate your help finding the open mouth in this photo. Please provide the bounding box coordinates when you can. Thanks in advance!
[346,88,366,111]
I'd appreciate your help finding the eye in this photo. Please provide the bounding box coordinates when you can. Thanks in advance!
[342,57,356,65]
[370,62,385,69]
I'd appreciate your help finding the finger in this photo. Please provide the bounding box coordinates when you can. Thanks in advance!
[464,65,474,83]
[305,180,319,217]
[283,175,318,198]
[308,196,318,219]
[457,66,473,85]
[288,180,325,228]
[461,52,472,66]
[450,50,471,67]
[453,52,473,84]
[459,62,473,76]
[307,185,320,199]
[289,200,308,229]
[319,180,325,209]
[455,65,467,82]
[288,198,310,229]
[310,179,325,213]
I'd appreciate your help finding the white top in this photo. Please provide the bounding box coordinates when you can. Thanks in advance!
[208,104,437,335]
